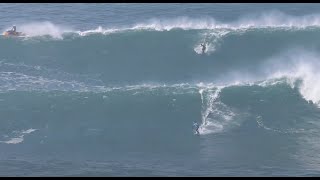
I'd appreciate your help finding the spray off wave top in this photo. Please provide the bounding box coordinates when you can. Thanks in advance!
[5,11,320,38]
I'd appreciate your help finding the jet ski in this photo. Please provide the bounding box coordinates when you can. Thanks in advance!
[2,31,25,37]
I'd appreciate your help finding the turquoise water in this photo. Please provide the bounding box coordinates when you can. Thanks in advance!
[1,3,320,176]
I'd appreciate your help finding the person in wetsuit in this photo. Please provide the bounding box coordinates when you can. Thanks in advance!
[200,43,206,54]
[7,25,17,35]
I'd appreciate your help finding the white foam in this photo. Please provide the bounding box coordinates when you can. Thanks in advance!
[5,12,320,40]
[77,12,320,35]
[129,13,311,31]
[236,10,320,29]
[3,137,24,144]
[259,50,320,106]
[14,21,72,39]
[1,129,37,144]
[256,115,306,134]
[21,128,37,134]
[197,85,237,135]
[0,69,198,93]
[76,26,120,36]
[131,17,222,31]
[0,72,108,93]
[192,49,320,135]
[195,48,320,107]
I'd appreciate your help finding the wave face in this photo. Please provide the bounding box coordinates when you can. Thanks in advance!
[2,4,320,176]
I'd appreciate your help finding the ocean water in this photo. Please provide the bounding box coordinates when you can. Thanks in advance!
[1,3,320,176]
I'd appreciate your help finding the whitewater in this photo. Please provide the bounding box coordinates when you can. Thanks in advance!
[1,3,320,176]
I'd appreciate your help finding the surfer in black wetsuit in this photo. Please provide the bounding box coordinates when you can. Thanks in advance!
[6,25,17,35]
[200,43,206,54]
[8,26,16,33]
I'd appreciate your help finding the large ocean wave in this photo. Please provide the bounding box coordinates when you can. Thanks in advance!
[1,13,320,147]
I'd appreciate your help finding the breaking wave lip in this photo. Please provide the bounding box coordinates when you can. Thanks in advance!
[79,11,320,33]
[0,66,315,103]
[259,50,320,107]
[194,50,320,135]
[0,129,37,144]
[0,75,315,136]
[1,53,320,136]
[7,11,320,39]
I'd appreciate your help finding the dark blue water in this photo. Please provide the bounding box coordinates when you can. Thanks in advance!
[1,3,320,176]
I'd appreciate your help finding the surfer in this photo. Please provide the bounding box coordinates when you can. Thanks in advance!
[6,25,17,34]
[3,25,23,36]
[193,122,200,135]
[200,43,206,54]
